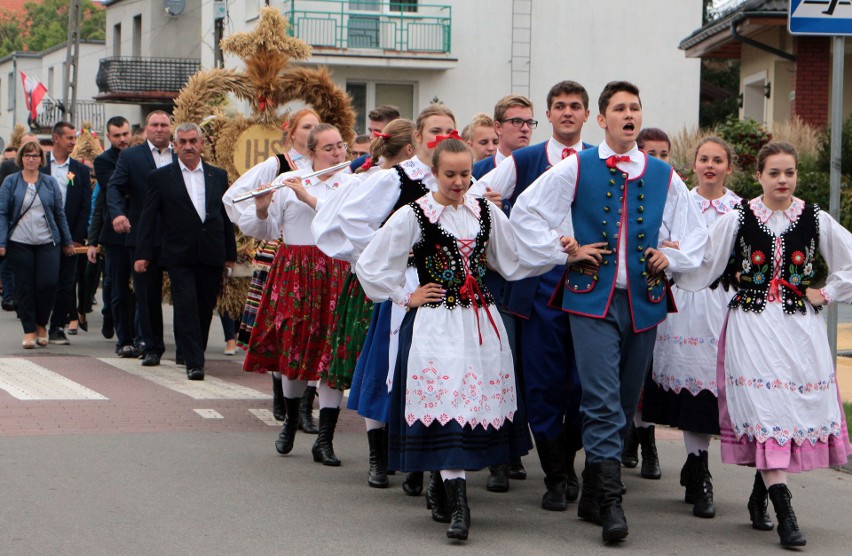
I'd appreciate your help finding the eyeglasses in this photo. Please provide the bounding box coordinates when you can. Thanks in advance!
[319,142,348,154]
[500,118,538,129]
[22,154,41,159]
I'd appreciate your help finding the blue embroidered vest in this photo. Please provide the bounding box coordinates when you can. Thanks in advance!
[472,155,496,180]
[559,147,672,332]
[499,141,592,318]
[729,200,820,315]
[410,198,493,309]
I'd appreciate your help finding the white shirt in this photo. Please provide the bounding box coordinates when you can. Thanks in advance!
[148,140,173,169]
[511,141,708,288]
[179,160,206,222]
[470,137,581,200]
[49,153,70,205]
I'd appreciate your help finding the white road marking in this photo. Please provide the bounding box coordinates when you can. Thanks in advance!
[98,358,272,400]
[249,408,281,426]
[0,358,108,400]
[194,409,224,419]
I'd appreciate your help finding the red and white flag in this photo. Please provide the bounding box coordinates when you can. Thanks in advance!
[20,72,48,122]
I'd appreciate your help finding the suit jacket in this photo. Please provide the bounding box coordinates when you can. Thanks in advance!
[135,161,237,268]
[40,157,91,244]
[106,142,175,247]
[90,147,124,246]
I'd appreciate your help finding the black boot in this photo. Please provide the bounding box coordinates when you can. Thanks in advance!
[535,436,569,511]
[621,422,639,468]
[367,429,388,488]
[403,471,423,496]
[298,385,319,434]
[690,451,715,518]
[637,425,661,480]
[311,408,341,466]
[768,484,806,547]
[680,452,703,504]
[747,471,774,531]
[444,478,471,541]
[577,461,601,525]
[274,396,300,455]
[566,449,579,502]
[272,375,285,421]
[426,471,450,523]
[486,464,510,493]
[508,457,526,480]
[594,460,629,543]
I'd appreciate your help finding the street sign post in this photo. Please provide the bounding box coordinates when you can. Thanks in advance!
[789,0,849,362]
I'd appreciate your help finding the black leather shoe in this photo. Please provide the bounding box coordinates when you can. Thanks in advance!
[594,460,629,543]
[402,471,424,496]
[141,353,161,367]
[1,300,16,312]
[186,367,205,381]
[748,471,774,531]
[117,345,137,358]
[508,457,526,480]
[426,471,450,523]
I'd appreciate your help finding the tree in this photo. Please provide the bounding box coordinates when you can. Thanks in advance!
[0,0,105,58]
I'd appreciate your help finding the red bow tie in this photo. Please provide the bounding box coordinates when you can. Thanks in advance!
[606,155,631,168]
[562,148,576,159]
[427,129,462,149]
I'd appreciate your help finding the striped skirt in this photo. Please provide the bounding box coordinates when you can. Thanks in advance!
[236,240,279,349]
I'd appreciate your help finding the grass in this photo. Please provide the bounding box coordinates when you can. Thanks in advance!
[846,402,852,441]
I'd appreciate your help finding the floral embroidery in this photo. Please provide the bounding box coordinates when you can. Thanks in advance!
[726,373,836,394]
[791,250,805,265]
[733,420,842,447]
[753,272,765,285]
[751,250,766,265]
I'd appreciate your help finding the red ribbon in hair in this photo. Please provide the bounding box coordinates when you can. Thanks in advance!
[426,129,462,149]
[360,156,374,171]
[374,132,390,140]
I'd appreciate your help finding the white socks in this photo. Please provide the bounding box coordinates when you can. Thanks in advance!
[683,431,711,455]
[317,380,343,409]
[365,418,385,431]
[441,469,466,481]
[281,377,308,398]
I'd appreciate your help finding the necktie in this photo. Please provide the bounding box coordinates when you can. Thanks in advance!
[562,148,576,159]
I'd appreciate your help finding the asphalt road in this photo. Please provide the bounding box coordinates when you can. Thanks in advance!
[1,300,851,555]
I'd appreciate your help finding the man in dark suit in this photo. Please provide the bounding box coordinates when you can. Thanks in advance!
[43,122,91,345]
[89,116,132,349]
[134,123,236,380]
[106,110,174,366]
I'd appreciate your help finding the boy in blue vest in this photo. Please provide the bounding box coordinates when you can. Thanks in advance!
[471,81,593,509]
[511,81,707,543]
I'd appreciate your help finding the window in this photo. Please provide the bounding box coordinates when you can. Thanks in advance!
[113,24,121,57]
[48,67,54,93]
[7,72,14,112]
[132,15,142,57]
[347,81,414,134]
[348,16,380,48]
[350,1,380,11]
[391,0,417,13]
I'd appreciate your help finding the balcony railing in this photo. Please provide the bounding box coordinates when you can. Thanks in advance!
[31,100,105,133]
[96,57,201,101]
[283,1,451,54]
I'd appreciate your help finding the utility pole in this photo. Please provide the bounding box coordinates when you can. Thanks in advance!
[62,0,83,125]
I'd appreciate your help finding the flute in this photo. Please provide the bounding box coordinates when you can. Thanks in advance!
[232,160,353,203]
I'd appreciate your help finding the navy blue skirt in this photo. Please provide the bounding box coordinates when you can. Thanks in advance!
[388,309,531,473]
[346,300,393,422]
[643,369,721,435]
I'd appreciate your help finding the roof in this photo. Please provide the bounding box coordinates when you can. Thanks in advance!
[0,40,106,65]
[679,0,788,58]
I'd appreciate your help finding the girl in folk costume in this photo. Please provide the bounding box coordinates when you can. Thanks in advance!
[644,137,741,518]
[675,142,852,548]
[239,124,358,464]
[355,138,539,541]
[341,106,455,495]
[313,119,416,408]
[223,108,319,426]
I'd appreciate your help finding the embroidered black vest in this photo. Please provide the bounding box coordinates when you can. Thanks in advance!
[729,200,820,315]
[390,164,429,215]
[410,198,494,309]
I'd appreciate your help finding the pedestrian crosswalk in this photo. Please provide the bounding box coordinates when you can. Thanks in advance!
[98,357,272,400]
[0,358,108,400]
